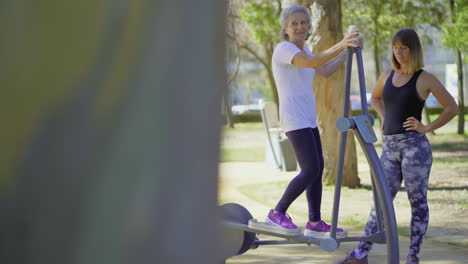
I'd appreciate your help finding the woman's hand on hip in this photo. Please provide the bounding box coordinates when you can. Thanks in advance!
[403,117,427,134]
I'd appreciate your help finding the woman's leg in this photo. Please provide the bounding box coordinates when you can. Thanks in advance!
[401,135,432,262]
[354,136,403,258]
[305,128,324,222]
[275,128,322,214]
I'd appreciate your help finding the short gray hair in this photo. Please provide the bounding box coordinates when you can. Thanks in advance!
[279,4,311,40]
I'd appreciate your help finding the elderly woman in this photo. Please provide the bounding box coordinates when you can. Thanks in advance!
[264,4,362,238]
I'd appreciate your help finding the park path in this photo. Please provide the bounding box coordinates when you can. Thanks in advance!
[218,162,468,264]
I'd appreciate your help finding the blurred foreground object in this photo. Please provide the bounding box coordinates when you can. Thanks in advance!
[0,0,225,263]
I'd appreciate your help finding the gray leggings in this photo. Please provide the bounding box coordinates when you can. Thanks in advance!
[356,131,432,261]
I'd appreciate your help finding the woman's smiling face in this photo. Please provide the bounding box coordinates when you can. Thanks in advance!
[284,12,309,42]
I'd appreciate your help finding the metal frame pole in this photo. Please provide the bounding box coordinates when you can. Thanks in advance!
[331,48,354,239]
[332,45,400,263]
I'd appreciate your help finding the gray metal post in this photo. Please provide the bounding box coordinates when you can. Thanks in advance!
[331,48,354,239]
[371,175,385,232]
[353,130,399,264]
[332,46,399,263]
[355,48,369,116]
[356,43,387,234]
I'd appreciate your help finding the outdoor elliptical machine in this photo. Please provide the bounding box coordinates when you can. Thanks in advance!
[220,27,400,264]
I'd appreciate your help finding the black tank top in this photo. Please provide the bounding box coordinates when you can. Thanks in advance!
[382,69,425,135]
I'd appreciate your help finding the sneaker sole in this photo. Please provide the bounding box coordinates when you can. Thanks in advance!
[248,219,301,236]
[304,229,348,238]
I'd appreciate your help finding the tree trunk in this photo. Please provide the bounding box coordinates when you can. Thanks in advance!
[373,19,381,81]
[265,44,280,108]
[223,89,235,128]
[455,49,465,134]
[299,0,359,187]
[266,65,280,108]
[242,45,279,108]
[449,0,465,135]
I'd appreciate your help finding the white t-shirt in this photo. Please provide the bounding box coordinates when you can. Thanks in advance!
[272,41,317,133]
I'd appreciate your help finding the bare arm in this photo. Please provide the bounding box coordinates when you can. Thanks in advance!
[315,50,347,77]
[403,72,459,133]
[291,31,360,69]
[316,35,364,77]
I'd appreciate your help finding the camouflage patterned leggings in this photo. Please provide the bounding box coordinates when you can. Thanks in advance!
[355,131,432,261]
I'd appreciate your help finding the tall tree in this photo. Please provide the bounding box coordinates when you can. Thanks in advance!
[228,0,359,185]
[295,0,359,187]
[342,0,445,81]
[227,0,282,107]
[442,0,467,134]
[224,2,241,128]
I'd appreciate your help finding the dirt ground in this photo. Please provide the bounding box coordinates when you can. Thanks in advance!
[219,124,468,263]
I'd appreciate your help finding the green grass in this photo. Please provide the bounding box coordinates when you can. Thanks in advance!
[221,122,265,162]
[238,181,289,203]
[339,216,367,229]
[398,225,410,237]
[429,114,468,122]
[427,134,468,150]
[431,142,468,150]
[220,147,264,162]
[222,123,468,161]
[449,241,468,247]
[430,189,468,205]
[223,122,264,133]
[454,192,468,208]
[433,156,468,164]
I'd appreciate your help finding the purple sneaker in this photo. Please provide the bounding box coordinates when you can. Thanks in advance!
[304,220,348,238]
[264,209,300,235]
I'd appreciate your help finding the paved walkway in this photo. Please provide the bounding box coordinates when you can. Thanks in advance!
[219,162,468,264]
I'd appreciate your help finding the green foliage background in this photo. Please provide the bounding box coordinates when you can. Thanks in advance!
[442,0,468,57]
